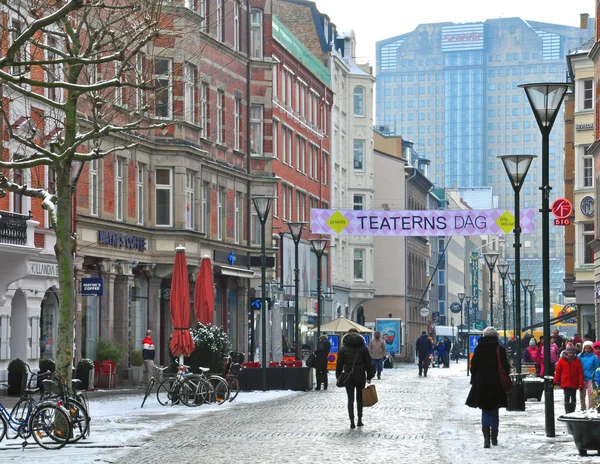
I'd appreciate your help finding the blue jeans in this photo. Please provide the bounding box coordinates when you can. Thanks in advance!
[372,358,383,377]
[481,409,499,431]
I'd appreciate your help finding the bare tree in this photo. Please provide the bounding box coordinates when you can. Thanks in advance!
[0,0,165,383]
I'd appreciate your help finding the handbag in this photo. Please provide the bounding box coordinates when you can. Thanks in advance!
[362,384,378,407]
[497,346,512,392]
[306,353,316,368]
[336,351,359,388]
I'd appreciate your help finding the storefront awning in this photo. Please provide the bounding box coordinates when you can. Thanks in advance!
[215,265,256,279]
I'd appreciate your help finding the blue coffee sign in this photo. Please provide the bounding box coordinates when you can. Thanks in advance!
[81,278,103,296]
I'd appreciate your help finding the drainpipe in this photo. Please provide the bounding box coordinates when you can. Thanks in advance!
[405,166,418,358]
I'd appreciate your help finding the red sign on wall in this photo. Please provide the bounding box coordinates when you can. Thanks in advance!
[552,198,573,226]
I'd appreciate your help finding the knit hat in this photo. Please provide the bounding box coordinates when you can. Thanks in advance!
[593,342,600,350]
[483,326,498,338]
[566,342,576,353]
[583,340,594,350]
[529,338,537,347]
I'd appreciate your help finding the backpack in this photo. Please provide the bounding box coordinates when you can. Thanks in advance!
[306,353,316,368]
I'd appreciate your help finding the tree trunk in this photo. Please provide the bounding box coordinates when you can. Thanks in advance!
[54,162,75,385]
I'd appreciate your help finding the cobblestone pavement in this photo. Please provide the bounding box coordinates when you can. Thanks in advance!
[115,365,452,464]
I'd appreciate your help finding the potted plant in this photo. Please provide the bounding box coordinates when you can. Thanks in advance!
[96,339,124,363]
[76,358,95,390]
[176,323,229,375]
[37,357,56,388]
[7,358,28,396]
[131,350,143,385]
[558,409,600,456]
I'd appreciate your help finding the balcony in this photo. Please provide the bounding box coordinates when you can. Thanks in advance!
[0,211,32,246]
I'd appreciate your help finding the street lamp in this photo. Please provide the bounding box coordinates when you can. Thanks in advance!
[507,271,516,333]
[528,285,536,327]
[458,292,465,348]
[521,82,571,437]
[521,278,531,329]
[465,295,471,377]
[497,263,510,346]
[252,196,273,392]
[483,251,499,327]
[310,239,328,341]
[500,154,535,377]
[287,221,307,360]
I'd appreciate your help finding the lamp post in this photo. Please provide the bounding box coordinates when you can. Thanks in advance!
[287,221,307,360]
[465,295,471,376]
[508,271,516,333]
[483,252,499,327]
[310,239,328,341]
[252,196,273,392]
[528,284,536,327]
[521,82,571,437]
[497,263,510,345]
[521,278,531,329]
[458,292,465,349]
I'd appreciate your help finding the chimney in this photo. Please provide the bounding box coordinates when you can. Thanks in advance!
[581,13,589,30]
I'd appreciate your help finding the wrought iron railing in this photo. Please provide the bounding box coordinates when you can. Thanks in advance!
[0,210,31,246]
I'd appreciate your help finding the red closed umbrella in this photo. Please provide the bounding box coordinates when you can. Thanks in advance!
[169,246,195,358]
[194,256,214,325]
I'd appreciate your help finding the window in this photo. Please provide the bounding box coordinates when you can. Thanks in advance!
[353,194,364,210]
[136,164,144,224]
[273,120,279,158]
[250,105,263,155]
[135,53,145,109]
[297,136,305,172]
[216,0,223,41]
[216,90,224,144]
[353,140,365,170]
[184,63,197,124]
[322,153,328,185]
[297,191,306,221]
[154,58,172,119]
[115,157,124,221]
[201,83,209,137]
[353,87,364,116]
[251,210,260,246]
[185,171,195,230]
[233,2,240,50]
[47,167,56,195]
[250,9,263,59]
[583,79,593,110]
[200,0,207,32]
[583,223,595,264]
[47,35,63,102]
[234,192,242,244]
[353,249,364,280]
[155,168,173,226]
[10,20,25,76]
[234,98,241,150]
[89,159,98,216]
[217,187,226,240]
[202,182,209,234]
[583,146,593,188]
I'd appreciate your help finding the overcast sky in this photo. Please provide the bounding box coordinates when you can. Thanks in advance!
[314,0,595,67]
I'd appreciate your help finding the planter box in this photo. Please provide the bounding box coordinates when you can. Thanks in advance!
[75,367,94,390]
[523,379,544,402]
[558,416,600,456]
[7,372,27,396]
[131,366,143,385]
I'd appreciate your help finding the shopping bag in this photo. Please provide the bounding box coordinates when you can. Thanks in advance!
[362,384,378,407]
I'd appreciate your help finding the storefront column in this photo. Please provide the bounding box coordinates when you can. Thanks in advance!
[114,265,134,369]
[74,259,84,364]
[148,275,162,365]
[238,283,248,355]
[100,260,116,340]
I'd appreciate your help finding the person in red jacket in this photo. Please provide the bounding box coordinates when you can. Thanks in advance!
[554,342,584,414]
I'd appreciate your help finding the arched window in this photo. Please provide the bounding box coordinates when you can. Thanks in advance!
[353,86,364,116]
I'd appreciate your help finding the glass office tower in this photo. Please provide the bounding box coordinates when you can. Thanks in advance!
[376,18,593,303]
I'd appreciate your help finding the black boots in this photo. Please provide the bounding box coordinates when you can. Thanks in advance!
[357,417,364,427]
[482,427,491,448]
[565,402,576,414]
[491,430,498,446]
[350,417,355,429]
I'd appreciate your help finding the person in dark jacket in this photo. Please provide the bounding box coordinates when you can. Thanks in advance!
[443,337,451,368]
[314,335,331,390]
[466,327,510,449]
[336,328,374,429]
[415,331,433,377]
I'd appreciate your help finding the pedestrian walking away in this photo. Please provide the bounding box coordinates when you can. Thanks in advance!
[368,331,386,379]
[554,342,584,414]
[443,336,451,367]
[466,326,510,449]
[578,340,599,410]
[415,331,433,377]
[314,335,331,390]
[336,328,374,429]
[139,330,155,388]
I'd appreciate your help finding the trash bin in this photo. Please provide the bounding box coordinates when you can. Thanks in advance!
[507,373,526,411]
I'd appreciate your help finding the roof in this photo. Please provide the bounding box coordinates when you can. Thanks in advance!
[272,16,331,87]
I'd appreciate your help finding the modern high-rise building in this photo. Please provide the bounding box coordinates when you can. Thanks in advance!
[376,16,594,304]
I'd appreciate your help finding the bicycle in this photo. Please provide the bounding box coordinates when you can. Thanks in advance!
[141,365,168,408]
[223,355,241,402]
[156,364,208,407]
[0,382,72,450]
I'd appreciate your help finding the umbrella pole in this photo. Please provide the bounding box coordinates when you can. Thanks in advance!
[179,354,184,368]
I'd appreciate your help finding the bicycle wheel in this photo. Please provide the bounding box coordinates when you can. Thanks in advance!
[141,377,155,408]
[227,377,240,402]
[207,375,229,405]
[157,378,180,406]
[65,398,90,442]
[30,404,71,450]
[180,377,208,407]
[0,414,7,442]
[76,390,89,415]
[8,400,29,439]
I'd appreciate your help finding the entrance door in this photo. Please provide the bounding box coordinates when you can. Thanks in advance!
[10,289,27,361]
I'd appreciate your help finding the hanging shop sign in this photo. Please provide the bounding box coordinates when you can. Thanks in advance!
[551,198,573,226]
[450,302,462,314]
[581,196,595,217]
[310,208,535,237]
[81,277,103,296]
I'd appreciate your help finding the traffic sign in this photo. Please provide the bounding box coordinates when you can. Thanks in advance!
[474,321,485,330]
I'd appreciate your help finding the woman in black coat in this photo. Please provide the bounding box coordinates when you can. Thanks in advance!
[466,326,510,448]
[314,335,331,390]
[336,328,374,429]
